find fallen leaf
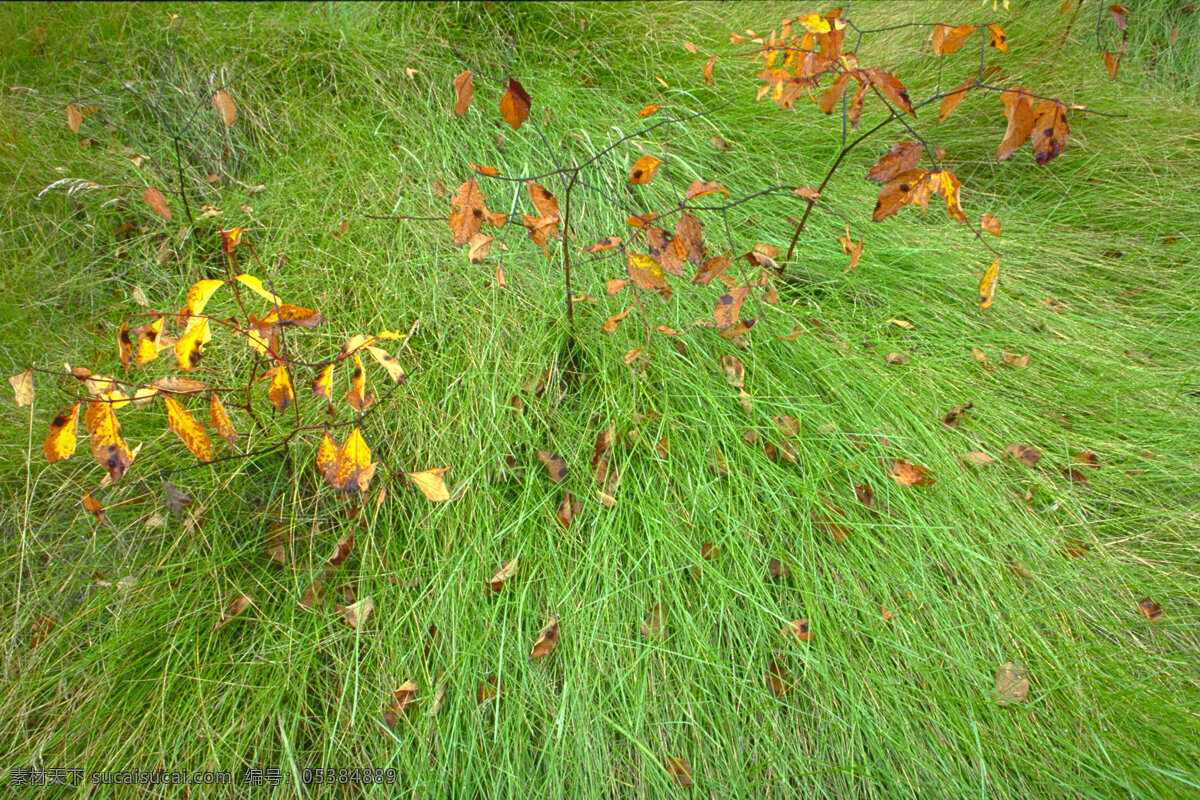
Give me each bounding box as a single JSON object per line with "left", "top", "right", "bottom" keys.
{"left": 766, "top": 656, "right": 788, "bottom": 698}
{"left": 214, "top": 595, "right": 252, "bottom": 630}
{"left": 766, "top": 557, "right": 791, "bottom": 582}
{"left": 342, "top": 597, "right": 373, "bottom": 630}
{"left": 488, "top": 559, "right": 517, "bottom": 593}
{"left": 82, "top": 490, "right": 104, "bottom": 523}
{"left": 538, "top": 450, "right": 567, "bottom": 482}
{"left": 143, "top": 186, "right": 171, "bottom": 219}
{"left": 638, "top": 104, "right": 660, "bottom": 118}
{"left": 212, "top": 89, "right": 237, "bottom": 127}
{"left": 530, "top": 617, "right": 559, "bottom": 659}
{"left": 1001, "top": 350, "right": 1029, "bottom": 368}
{"left": 981, "top": 213, "right": 1001, "bottom": 236}
{"left": 668, "top": 757, "right": 694, "bottom": 788}
{"left": 713, "top": 286, "right": 749, "bottom": 328}
{"left": 703, "top": 54, "right": 716, "bottom": 85}
{"left": 970, "top": 348, "right": 990, "bottom": 368}
{"left": 602, "top": 305, "right": 634, "bottom": 333}
{"left": 640, "top": 602, "right": 666, "bottom": 638}
{"left": 1137, "top": 597, "right": 1163, "bottom": 622}
{"left": 781, "top": 619, "right": 812, "bottom": 642}
{"left": 885, "top": 352, "right": 910, "bottom": 365}
{"left": 886, "top": 459, "right": 935, "bottom": 486}
{"left": 1003, "top": 443, "right": 1043, "bottom": 468}
{"left": 993, "top": 663, "right": 1029, "bottom": 705}
{"left": 854, "top": 483, "right": 876, "bottom": 509}
{"left": 961, "top": 450, "right": 996, "bottom": 467}
{"left": 1062, "top": 538, "right": 1091, "bottom": 558}
{"left": 942, "top": 403, "right": 973, "bottom": 429}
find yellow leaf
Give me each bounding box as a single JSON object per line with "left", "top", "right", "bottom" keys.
{"left": 408, "top": 467, "right": 451, "bottom": 502}
{"left": 345, "top": 352, "right": 373, "bottom": 411}
{"left": 42, "top": 403, "right": 79, "bottom": 463}
{"left": 979, "top": 258, "right": 1000, "bottom": 309}
{"left": 628, "top": 155, "right": 662, "bottom": 185}
{"left": 335, "top": 427, "right": 376, "bottom": 492}
{"left": 235, "top": 274, "right": 283, "bottom": 305}
{"left": 131, "top": 386, "right": 159, "bottom": 409}
{"left": 316, "top": 431, "right": 339, "bottom": 487}
{"left": 796, "top": 12, "right": 833, "bottom": 33}
{"left": 365, "top": 345, "right": 405, "bottom": 384}
{"left": 132, "top": 317, "right": 164, "bottom": 367}
{"left": 208, "top": 392, "right": 237, "bottom": 445}
{"left": 267, "top": 365, "right": 294, "bottom": 412}
{"left": 312, "top": 364, "right": 334, "bottom": 401}
{"left": 175, "top": 317, "right": 209, "bottom": 370}
{"left": 85, "top": 400, "right": 133, "bottom": 483}
{"left": 164, "top": 395, "right": 213, "bottom": 462}
{"left": 187, "top": 279, "right": 225, "bottom": 316}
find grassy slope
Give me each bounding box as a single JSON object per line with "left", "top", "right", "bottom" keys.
{"left": 1, "top": 1, "right": 1198, "bottom": 797}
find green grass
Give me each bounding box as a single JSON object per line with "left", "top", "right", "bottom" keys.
{"left": 2, "top": 2, "right": 1199, "bottom": 797}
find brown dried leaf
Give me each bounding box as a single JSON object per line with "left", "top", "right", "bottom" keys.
{"left": 453, "top": 69, "right": 475, "bottom": 117}
{"left": 993, "top": 663, "right": 1029, "bottom": 705}
{"left": 499, "top": 78, "right": 531, "bottom": 130}
{"left": 530, "top": 617, "right": 559, "bottom": 659}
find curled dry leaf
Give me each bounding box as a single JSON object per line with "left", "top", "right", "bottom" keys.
{"left": 993, "top": 662, "right": 1029, "bottom": 705}
{"left": 488, "top": 559, "right": 517, "bottom": 593}
{"left": 1003, "top": 443, "right": 1042, "bottom": 468}
{"left": 1001, "top": 350, "right": 1029, "bottom": 368}
{"left": 602, "top": 305, "right": 634, "bottom": 334}
{"left": 1137, "top": 597, "right": 1163, "bottom": 622}
{"left": 555, "top": 492, "right": 582, "bottom": 528}
{"left": 214, "top": 595, "right": 252, "bottom": 630}
{"left": 782, "top": 619, "right": 812, "bottom": 642}
{"left": 997, "top": 88, "right": 1035, "bottom": 162}
{"left": 530, "top": 617, "right": 559, "bottom": 659}
{"left": 692, "top": 255, "right": 731, "bottom": 286}
{"left": 668, "top": 757, "right": 694, "bottom": 788}
{"left": 383, "top": 680, "right": 419, "bottom": 729}
{"left": 342, "top": 597, "right": 373, "bottom": 630}
{"left": 82, "top": 490, "right": 104, "bottom": 524}
{"left": 537, "top": 450, "right": 567, "bottom": 482}
{"left": 942, "top": 403, "right": 973, "bottom": 429}
{"left": 886, "top": 458, "right": 935, "bottom": 486}
{"left": 702, "top": 54, "right": 716, "bottom": 85}
{"left": 640, "top": 602, "right": 666, "bottom": 638}
{"left": 981, "top": 213, "right": 1001, "bottom": 236}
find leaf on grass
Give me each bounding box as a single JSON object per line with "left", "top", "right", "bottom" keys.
{"left": 766, "top": 656, "right": 788, "bottom": 698}
{"left": 342, "top": 597, "right": 373, "bottom": 630}
{"left": 685, "top": 180, "right": 728, "bottom": 201}
{"left": 638, "top": 104, "right": 660, "bottom": 118}
{"left": 408, "top": 467, "right": 451, "bottom": 502}
{"left": 628, "top": 155, "right": 662, "bottom": 185}
{"left": 85, "top": 400, "right": 132, "bottom": 483}
{"left": 214, "top": 595, "right": 252, "bottom": 630}
{"left": 838, "top": 223, "right": 863, "bottom": 273}
{"left": 979, "top": 258, "right": 1000, "bottom": 309}
{"left": 886, "top": 459, "right": 934, "bottom": 486}
{"left": 453, "top": 70, "right": 474, "bottom": 117}
{"left": 43, "top": 403, "right": 80, "bottom": 463}
{"left": 993, "top": 663, "right": 1029, "bottom": 705}
{"left": 187, "top": 279, "right": 225, "bottom": 316}
{"left": 499, "top": 78, "right": 531, "bottom": 130}
{"left": 781, "top": 619, "right": 812, "bottom": 642}
{"left": 885, "top": 352, "right": 910, "bottom": 365}
{"left": 9, "top": 369, "right": 33, "bottom": 407}
{"left": 555, "top": 491, "right": 582, "bottom": 528}
{"left": 703, "top": 55, "right": 716, "bottom": 85}
{"left": 692, "top": 255, "right": 731, "bottom": 285}
{"left": 718, "top": 353, "right": 744, "bottom": 389}
{"left": 212, "top": 89, "right": 237, "bottom": 127}
{"left": 668, "top": 757, "right": 694, "bottom": 788}
{"left": 601, "top": 305, "right": 634, "bottom": 334}
{"left": 448, "top": 177, "right": 505, "bottom": 246}
{"left": 1137, "top": 597, "right": 1163, "bottom": 622}
{"left": 640, "top": 602, "right": 666, "bottom": 638}
{"left": 1003, "top": 443, "right": 1042, "bottom": 468}
{"left": 1001, "top": 349, "right": 1029, "bottom": 368}
{"left": 326, "top": 533, "right": 354, "bottom": 571}
{"left": 1103, "top": 51, "right": 1120, "bottom": 81}
{"left": 942, "top": 403, "right": 973, "bottom": 429}
{"left": 538, "top": 450, "right": 567, "bottom": 482}
{"left": 384, "top": 680, "right": 419, "bottom": 729}
{"left": 164, "top": 395, "right": 213, "bottom": 462}
{"left": 981, "top": 213, "right": 1001, "bottom": 236}
{"left": 143, "top": 187, "right": 171, "bottom": 220}
{"left": 530, "top": 617, "right": 559, "bottom": 659}
{"left": 488, "top": 559, "right": 517, "bottom": 593}
{"left": 66, "top": 103, "right": 84, "bottom": 133}
{"left": 82, "top": 490, "right": 104, "bottom": 524}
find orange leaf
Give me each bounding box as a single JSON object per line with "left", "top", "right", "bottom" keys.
{"left": 212, "top": 89, "right": 237, "bottom": 127}
{"left": 312, "top": 364, "right": 334, "bottom": 401}
{"left": 628, "top": 155, "right": 662, "bottom": 185}
{"left": 530, "top": 617, "right": 559, "bottom": 659}
{"left": 713, "top": 286, "right": 749, "bottom": 329}
{"left": 987, "top": 24, "right": 1008, "bottom": 53}
{"left": 997, "top": 87, "right": 1034, "bottom": 162}
{"left": 979, "top": 258, "right": 1000, "bottom": 309}
{"left": 499, "top": 78, "right": 531, "bottom": 130}
{"left": 267, "top": 365, "right": 294, "bottom": 413}
{"left": 143, "top": 187, "right": 171, "bottom": 220}
{"left": 638, "top": 104, "right": 660, "bottom": 118}
{"left": 702, "top": 55, "right": 716, "bottom": 85}
{"left": 931, "top": 23, "right": 977, "bottom": 56}
{"left": 886, "top": 458, "right": 935, "bottom": 486}
{"left": 866, "top": 141, "right": 923, "bottom": 184}
{"left": 43, "top": 403, "right": 80, "bottom": 464}
{"left": 345, "top": 353, "right": 373, "bottom": 411}
{"left": 692, "top": 255, "right": 731, "bottom": 286}
{"left": 981, "top": 213, "right": 1001, "bottom": 236}
{"left": 939, "top": 76, "right": 975, "bottom": 124}
{"left": 668, "top": 757, "right": 694, "bottom": 788}
{"left": 453, "top": 69, "right": 474, "bottom": 117}
{"left": 866, "top": 69, "right": 915, "bottom": 117}
{"left": 684, "top": 180, "right": 728, "bottom": 201}
{"left": 601, "top": 305, "right": 634, "bottom": 334}
{"left": 581, "top": 236, "right": 621, "bottom": 253}
{"left": 1031, "top": 100, "right": 1070, "bottom": 165}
